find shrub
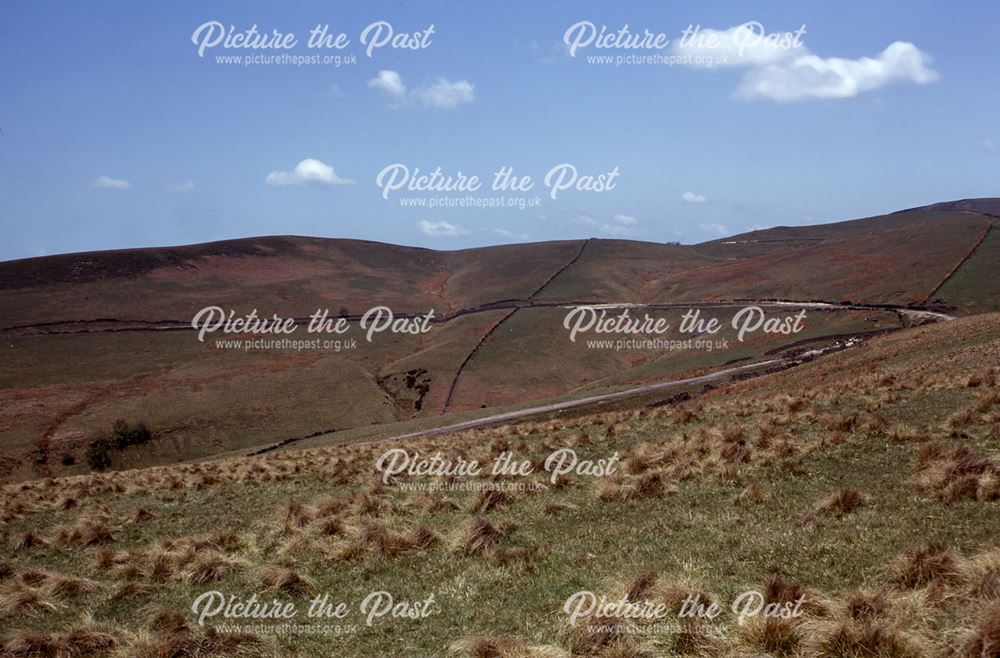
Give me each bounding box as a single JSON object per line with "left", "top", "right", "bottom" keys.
{"left": 85, "top": 439, "right": 112, "bottom": 472}
{"left": 86, "top": 420, "right": 152, "bottom": 471}
{"left": 110, "top": 419, "right": 151, "bottom": 450}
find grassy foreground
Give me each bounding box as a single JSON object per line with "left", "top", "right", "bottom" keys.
{"left": 1, "top": 313, "right": 998, "bottom": 657}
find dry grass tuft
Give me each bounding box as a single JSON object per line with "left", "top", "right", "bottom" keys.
{"left": 131, "top": 508, "right": 156, "bottom": 523}
{"left": 55, "top": 518, "right": 114, "bottom": 547}
{"left": 328, "top": 540, "right": 365, "bottom": 563}
{"left": 111, "top": 581, "right": 156, "bottom": 601}
{"left": 361, "top": 523, "right": 420, "bottom": 557}
{"left": 10, "top": 532, "right": 49, "bottom": 552}
{"left": 887, "top": 545, "right": 965, "bottom": 588}
{"left": 543, "top": 501, "right": 576, "bottom": 516}
{"left": 914, "top": 444, "right": 998, "bottom": 502}
{"left": 449, "top": 635, "right": 568, "bottom": 658}
{"left": 0, "top": 630, "right": 68, "bottom": 657}
{"left": 129, "top": 625, "right": 260, "bottom": 658}
{"left": 46, "top": 574, "right": 102, "bottom": 599}
{"left": 846, "top": 589, "right": 888, "bottom": 621}
{"left": 142, "top": 603, "right": 190, "bottom": 634}
{"left": 0, "top": 625, "right": 117, "bottom": 657}
{"left": 279, "top": 499, "right": 315, "bottom": 528}
{"left": 186, "top": 552, "right": 237, "bottom": 585}
{"left": 963, "top": 549, "right": 1000, "bottom": 600}
{"left": 19, "top": 570, "right": 47, "bottom": 587}
{"left": 764, "top": 576, "right": 809, "bottom": 606}
{"left": 597, "top": 472, "right": 674, "bottom": 501}
{"left": 672, "top": 618, "right": 719, "bottom": 655}
{"left": 0, "top": 582, "right": 60, "bottom": 617}
{"left": 55, "top": 496, "right": 78, "bottom": 511}
{"left": 806, "top": 619, "right": 927, "bottom": 658}
{"left": 720, "top": 439, "right": 752, "bottom": 464}
{"left": 958, "top": 603, "right": 1000, "bottom": 657}
{"left": 736, "top": 479, "right": 768, "bottom": 505}
{"left": 410, "top": 524, "right": 440, "bottom": 549}
{"left": 625, "top": 443, "right": 674, "bottom": 474}
{"left": 470, "top": 489, "right": 511, "bottom": 515}
{"left": 561, "top": 616, "right": 637, "bottom": 656}
{"left": 817, "top": 489, "right": 869, "bottom": 517}
{"left": 61, "top": 626, "right": 118, "bottom": 657}
{"left": 311, "top": 516, "right": 344, "bottom": 537}
{"left": 452, "top": 517, "right": 510, "bottom": 556}
{"left": 259, "top": 565, "right": 315, "bottom": 596}
{"left": 735, "top": 617, "right": 801, "bottom": 656}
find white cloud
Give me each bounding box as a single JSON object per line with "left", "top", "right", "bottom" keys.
{"left": 981, "top": 138, "right": 999, "bottom": 154}
{"left": 168, "top": 180, "right": 195, "bottom": 192}
{"left": 370, "top": 70, "right": 474, "bottom": 109}
{"left": 94, "top": 176, "right": 130, "bottom": 190}
{"left": 492, "top": 227, "right": 529, "bottom": 240}
{"left": 326, "top": 84, "right": 345, "bottom": 99}
{"left": 673, "top": 24, "right": 800, "bottom": 68}
{"left": 682, "top": 191, "right": 707, "bottom": 204}
{"left": 418, "top": 220, "right": 470, "bottom": 237}
{"left": 672, "top": 23, "right": 937, "bottom": 103}
{"left": 515, "top": 38, "right": 571, "bottom": 64}
{"left": 368, "top": 70, "right": 407, "bottom": 103}
{"left": 599, "top": 224, "right": 639, "bottom": 237}
{"left": 265, "top": 159, "right": 354, "bottom": 187}
{"left": 414, "top": 78, "right": 475, "bottom": 109}
{"left": 699, "top": 223, "right": 730, "bottom": 237}
{"left": 574, "top": 214, "right": 639, "bottom": 237}
{"left": 735, "top": 41, "right": 939, "bottom": 103}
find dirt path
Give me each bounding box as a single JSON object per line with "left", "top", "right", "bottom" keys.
{"left": 248, "top": 355, "right": 791, "bottom": 456}
{"left": 364, "top": 357, "right": 787, "bottom": 448}
{"left": 1, "top": 296, "right": 953, "bottom": 338}
{"left": 244, "top": 299, "right": 955, "bottom": 455}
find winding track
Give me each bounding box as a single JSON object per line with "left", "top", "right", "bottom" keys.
{"left": 250, "top": 357, "right": 792, "bottom": 456}
{"left": 365, "top": 357, "right": 790, "bottom": 448}
{"left": 244, "top": 300, "right": 955, "bottom": 455}
{"left": 1, "top": 218, "right": 985, "bottom": 469}
{"left": 0, "top": 298, "right": 954, "bottom": 338}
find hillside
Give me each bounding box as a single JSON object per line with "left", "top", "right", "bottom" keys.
{"left": 0, "top": 201, "right": 997, "bottom": 483}
{"left": 0, "top": 310, "right": 997, "bottom": 657}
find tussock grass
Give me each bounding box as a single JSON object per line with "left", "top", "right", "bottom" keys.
{"left": 0, "top": 313, "right": 997, "bottom": 656}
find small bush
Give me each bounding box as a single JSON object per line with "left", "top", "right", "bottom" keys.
{"left": 85, "top": 439, "right": 112, "bottom": 472}
{"left": 110, "top": 419, "right": 151, "bottom": 450}
{"left": 85, "top": 420, "right": 152, "bottom": 471}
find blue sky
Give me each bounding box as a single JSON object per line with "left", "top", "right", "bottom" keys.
{"left": 1, "top": 0, "right": 998, "bottom": 261}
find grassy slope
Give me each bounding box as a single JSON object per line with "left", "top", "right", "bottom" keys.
{"left": 0, "top": 206, "right": 992, "bottom": 483}
{"left": 933, "top": 222, "right": 1000, "bottom": 314}
{"left": 1, "top": 313, "right": 997, "bottom": 657}
{"left": 445, "top": 307, "right": 901, "bottom": 412}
